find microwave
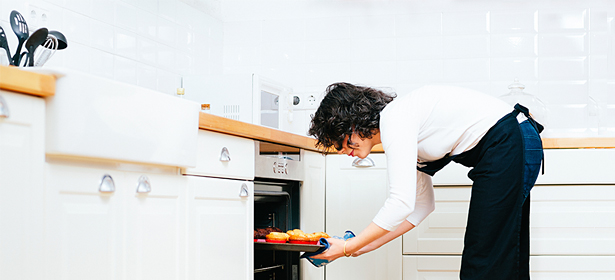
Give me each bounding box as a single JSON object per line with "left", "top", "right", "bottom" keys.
{"left": 183, "top": 73, "right": 297, "bottom": 131}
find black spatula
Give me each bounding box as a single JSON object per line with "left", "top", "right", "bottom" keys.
{"left": 9, "top": 10, "right": 29, "bottom": 66}
{"left": 23, "top": 28, "right": 48, "bottom": 67}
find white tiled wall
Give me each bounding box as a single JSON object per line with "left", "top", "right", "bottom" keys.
{"left": 1, "top": 0, "right": 614, "bottom": 137}
{"left": 0, "top": 0, "right": 224, "bottom": 95}
{"left": 221, "top": 0, "right": 615, "bottom": 138}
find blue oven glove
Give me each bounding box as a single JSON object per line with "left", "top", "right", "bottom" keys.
{"left": 300, "top": 230, "right": 355, "bottom": 267}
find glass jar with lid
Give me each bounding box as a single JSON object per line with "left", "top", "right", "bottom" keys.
{"left": 499, "top": 78, "right": 548, "bottom": 127}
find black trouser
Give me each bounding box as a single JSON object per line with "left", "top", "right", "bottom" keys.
{"left": 451, "top": 110, "right": 542, "bottom": 280}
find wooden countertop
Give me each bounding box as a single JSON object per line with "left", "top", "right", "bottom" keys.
{"left": 199, "top": 112, "right": 615, "bottom": 151}
{"left": 199, "top": 112, "right": 321, "bottom": 152}
{"left": 0, "top": 65, "right": 55, "bottom": 97}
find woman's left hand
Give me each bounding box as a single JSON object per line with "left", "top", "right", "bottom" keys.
{"left": 309, "top": 238, "right": 346, "bottom": 261}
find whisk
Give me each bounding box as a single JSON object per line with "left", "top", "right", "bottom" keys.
{"left": 33, "top": 34, "right": 58, "bottom": 67}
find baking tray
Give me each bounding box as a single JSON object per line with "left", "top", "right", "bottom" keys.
{"left": 254, "top": 241, "right": 325, "bottom": 252}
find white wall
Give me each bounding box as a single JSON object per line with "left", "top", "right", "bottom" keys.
{"left": 0, "top": 0, "right": 224, "bottom": 96}
{"left": 221, "top": 0, "right": 615, "bottom": 138}
{"left": 2, "top": 0, "right": 614, "bottom": 137}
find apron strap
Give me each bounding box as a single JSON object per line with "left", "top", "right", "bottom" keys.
{"left": 514, "top": 103, "right": 544, "bottom": 133}
{"left": 513, "top": 103, "right": 545, "bottom": 175}
{"left": 417, "top": 155, "right": 457, "bottom": 176}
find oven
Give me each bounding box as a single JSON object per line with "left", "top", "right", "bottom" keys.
{"left": 253, "top": 141, "right": 306, "bottom": 280}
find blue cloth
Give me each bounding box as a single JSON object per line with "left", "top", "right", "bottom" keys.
{"left": 300, "top": 231, "right": 355, "bottom": 267}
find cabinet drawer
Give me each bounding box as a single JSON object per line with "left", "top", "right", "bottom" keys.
{"left": 433, "top": 150, "right": 615, "bottom": 186}
{"left": 124, "top": 172, "right": 182, "bottom": 197}
{"left": 403, "top": 185, "right": 615, "bottom": 255}
{"left": 530, "top": 184, "right": 615, "bottom": 255}
{"left": 182, "top": 130, "right": 254, "bottom": 180}
{"left": 45, "top": 161, "right": 183, "bottom": 197}
{"left": 402, "top": 187, "right": 470, "bottom": 255}
{"left": 402, "top": 256, "right": 615, "bottom": 279}
{"left": 0, "top": 90, "right": 45, "bottom": 125}
{"left": 190, "top": 176, "right": 252, "bottom": 200}
{"left": 46, "top": 162, "right": 123, "bottom": 195}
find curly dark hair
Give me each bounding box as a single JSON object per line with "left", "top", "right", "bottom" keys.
{"left": 308, "top": 82, "right": 396, "bottom": 153}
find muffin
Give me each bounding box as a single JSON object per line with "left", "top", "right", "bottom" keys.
{"left": 266, "top": 232, "right": 289, "bottom": 243}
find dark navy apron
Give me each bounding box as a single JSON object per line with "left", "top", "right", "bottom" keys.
{"left": 417, "top": 103, "right": 544, "bottom": 280}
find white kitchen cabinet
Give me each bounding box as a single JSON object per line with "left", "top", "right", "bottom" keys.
{"left": 529, "top": 184, "right": 615, "bottom": 255}
{"left": 401, "top": 149, "right": 615, "bottom": 279}
{"left": 44, "top": 161, "right": 123, "bottom": 280}
{"left": 186, "top": 175, "right": 253, "bottom": 280}
{"left": 403, "top": 149, "right": 615, "bottom": 256}
{"left": 124, "top": 171, "right": 187, "bottom": 280}
{"left": 182, "top": 130, "right": 255, "bottom": 180}
{"left": 300, "top": 150, "right": 326, "bottom": 280}
{"left": 402, "top": 186, "right": 470, "bottom": 254}
{"left": 402, "top": 255, "right": 615, "bottom": 279}
{"left": 325, "top": 154, "right": 402, "bottom": 280}
{"left": 44, "top": 160, "right": 186, "bottom": 280}
{"left": 0, "top": 90, "right": 45, "bottom": 280}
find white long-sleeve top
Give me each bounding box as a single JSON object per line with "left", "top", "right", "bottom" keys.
{"left": 372, "top": 85, "right": 513, "bottom": 231}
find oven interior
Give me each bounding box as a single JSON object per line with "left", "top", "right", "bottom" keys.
{"left": 254, "top": 178, "right": 301, "bottom": 280}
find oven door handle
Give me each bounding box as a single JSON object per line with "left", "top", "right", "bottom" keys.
{"left": 352, "top": 157, "right": 375, "bottom": 168}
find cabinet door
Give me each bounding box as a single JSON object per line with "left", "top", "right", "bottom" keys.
{"left": 124, "top": 171, "right": 187, "bottom": 280}
{"left": 300, "top": 151, "right": 326, "bottom": 280}
{"left": 325, "top": 154, "right": 401, "bottom": 280}
{"left": 186, "top": 176, "right": 253, "bottom": 280}
{"left": 0, "top": 91, "right": 45, "bottom": 280}
{"left": 402, "top": 186, "right": 471, "bottom": 254}
{"left": 44, "top": 162, "right": 123, "bottom": 280}
{"left": 530, "top": 184, "right": 615, "bottom": 255}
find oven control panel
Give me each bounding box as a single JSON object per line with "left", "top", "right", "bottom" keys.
{"left": 255, "top": 141, "right": 305, "bottom": 181}
{"left": 273, "top": 161, "right": 288, "bottom": 175}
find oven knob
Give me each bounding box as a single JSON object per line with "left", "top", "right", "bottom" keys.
{"left": 273, "top": 162, "right": 277, "bottom": 173}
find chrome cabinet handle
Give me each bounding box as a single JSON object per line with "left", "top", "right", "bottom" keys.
{"left": 239, "top": 183, "right": 249, "bottom": 197}
{"left": 136, "top": 175, "right": 151, "bottom": 193}
{"left": 0, "top": 94, "right": 9, "bottom": 119}
{"left": 352, "top": 157, "right": 375, "bottom": 168}
{"left": 220, "top": 147, "right": 231, "bottom": 162}
{"left": 99, "top": 174, "right": 115, "bottom": 193}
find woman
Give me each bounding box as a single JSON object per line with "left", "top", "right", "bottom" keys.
{"left": 308, "top": 83, "right": 543, "bottom": 280}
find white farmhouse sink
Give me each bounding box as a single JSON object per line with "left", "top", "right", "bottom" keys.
{"left": 44, "top": 68, "right": 200, "bottom": 168}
